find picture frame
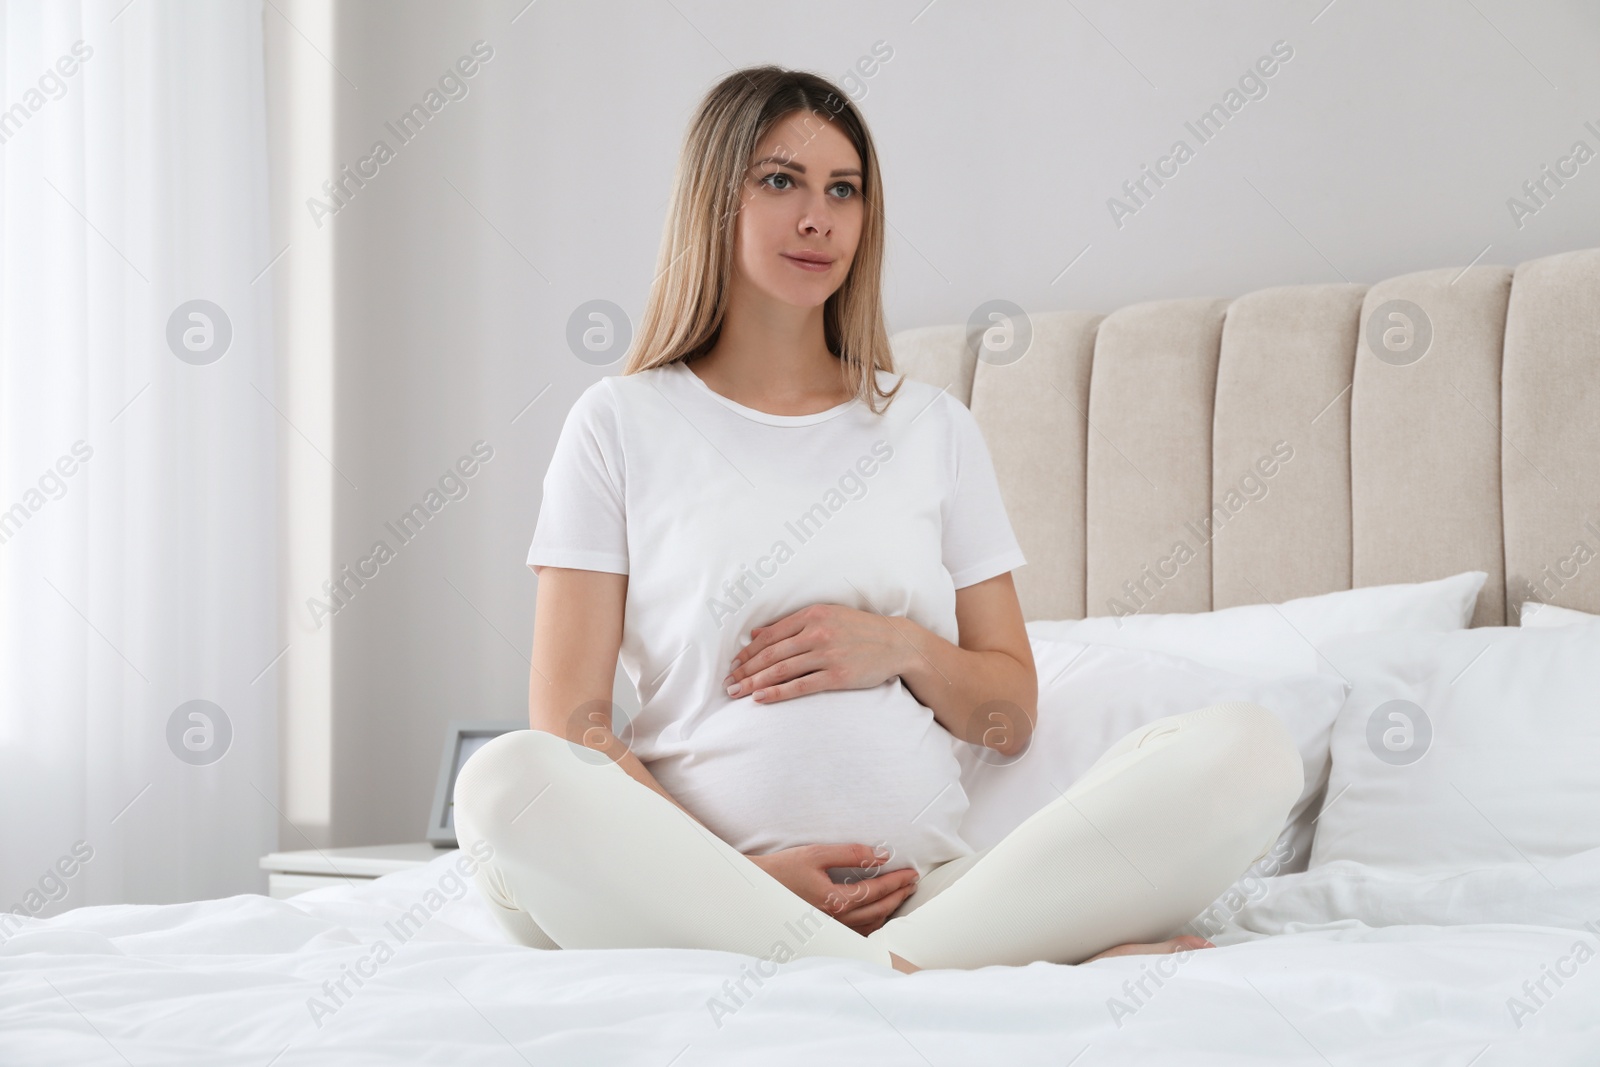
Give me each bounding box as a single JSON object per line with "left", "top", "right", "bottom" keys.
{"left": 426, "top": 719, "right": 525, "bottom": 848}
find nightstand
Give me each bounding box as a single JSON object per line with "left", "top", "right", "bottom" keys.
{"left": 260, "top": 842, "right": 445, "bottom": 899}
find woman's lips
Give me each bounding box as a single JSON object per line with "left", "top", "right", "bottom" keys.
{"left": 782, "top": 253, "right": 833, "bottom": 272}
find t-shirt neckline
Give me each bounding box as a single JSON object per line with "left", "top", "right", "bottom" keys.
{"left": 672, "top": 360, "right": 862, "bottom": 426}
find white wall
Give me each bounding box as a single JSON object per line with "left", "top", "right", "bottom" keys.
{"left": 279, "top": 0, "right": 1600, "bottom": 846}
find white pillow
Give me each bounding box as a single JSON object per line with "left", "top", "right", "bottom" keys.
{"left": 1025, "top": 571, "right": 1486, "bottom": 679}
{"left": 1308, "top": 625, "right": 1600, "bottom": 873}
{"left": 955, "top": 639, "right": 1348, "bottom": 874}
{"left": 1518, "top": 600, "right": 1599, "bottom": 628}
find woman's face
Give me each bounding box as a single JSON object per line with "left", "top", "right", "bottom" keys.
{"left": 731, "top": 109, "right": 864, "bottom": 310}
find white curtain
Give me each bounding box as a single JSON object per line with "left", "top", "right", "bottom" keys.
{"left": 0, "top": 0, "right": 278, "bottom": 911}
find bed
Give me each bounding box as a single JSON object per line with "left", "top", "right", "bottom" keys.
{"left": 4, "top": 845, "right": 1597, "bottom": 1063}
{"left": 5, "top": 246, "right": 1598, "bottom": 1064}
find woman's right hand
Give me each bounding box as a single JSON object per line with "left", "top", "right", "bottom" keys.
{"left": 747, "top": 844, "right": 919, "bottom": 936}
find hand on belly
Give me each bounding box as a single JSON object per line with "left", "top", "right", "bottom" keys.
{"left": 724, "top": 603, "right": 908, "bottom": 705}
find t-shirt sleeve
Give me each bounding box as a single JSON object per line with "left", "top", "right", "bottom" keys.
{"left": 941, "top": 394, "right": 1027, "bottom": 590}
{"left": 526, "top": 381, "right": 629, "bottom": 577}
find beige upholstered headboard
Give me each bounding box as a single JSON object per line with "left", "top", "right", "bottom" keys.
{"left": 890, "top": 247, "right": 1600, "bottom": 628}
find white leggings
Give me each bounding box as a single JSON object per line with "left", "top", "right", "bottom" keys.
{"left": 451, "top": 701, "right": 1303, "bottom": 970}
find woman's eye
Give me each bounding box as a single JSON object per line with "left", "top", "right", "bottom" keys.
{"left": 759, "top": 173, "right": 857, "bottom": 199}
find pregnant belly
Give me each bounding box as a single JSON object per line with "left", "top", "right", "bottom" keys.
{"left": 647, "top": 679, "right": 975, "bottom": 877}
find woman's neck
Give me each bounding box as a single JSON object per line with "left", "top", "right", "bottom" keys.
{"left": 694, "top": 303, "right": 857, "bottom": 415}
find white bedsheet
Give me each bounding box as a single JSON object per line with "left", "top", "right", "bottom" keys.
{"left": 3, "top": 849, "right": 1598, "bottom": 1065}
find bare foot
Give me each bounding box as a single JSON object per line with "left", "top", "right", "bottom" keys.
{"left": 1084, "top": 935, "right": 1214, "bottom": 962}
{"left": 889, "top": 951, "right": 921, "bottom": 974}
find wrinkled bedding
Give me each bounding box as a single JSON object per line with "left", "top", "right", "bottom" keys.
{"left": 3, "top": 848, "right": 1597, "bottom": 1064}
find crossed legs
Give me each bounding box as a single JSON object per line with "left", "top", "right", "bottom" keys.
{"left": 452, "top": 701, "right": 1303, "bottom": 971}
{"left": 452, "top": 724, "right": 890, "bottom": 966}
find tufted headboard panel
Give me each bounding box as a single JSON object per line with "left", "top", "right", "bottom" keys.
{"left": 889, "top": 247, "right": 1600, "bottom": 627}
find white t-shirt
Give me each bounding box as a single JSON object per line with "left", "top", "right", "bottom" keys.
{"left": 527, "top": 359, "right": 1027, "bottom": 878}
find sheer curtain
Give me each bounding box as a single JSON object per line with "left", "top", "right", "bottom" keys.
{"left": 0, "top": 0, "right": 278, "bottom": 911}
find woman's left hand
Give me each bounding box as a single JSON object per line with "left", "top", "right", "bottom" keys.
{"left": 723, "top": 604, "right": 908, "bottom": 703}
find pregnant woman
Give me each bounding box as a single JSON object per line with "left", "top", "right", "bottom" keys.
{"left": 453, "top": 65, "right": 1303, "bottom": 974}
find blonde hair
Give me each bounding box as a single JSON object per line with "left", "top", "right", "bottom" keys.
{"left": 622, "top": 65, "right": 903, "bottom": 415}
